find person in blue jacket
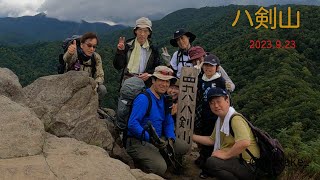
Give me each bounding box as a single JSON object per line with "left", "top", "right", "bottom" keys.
{"left": 126, "top": 66, "right": 189, "bottom": 176}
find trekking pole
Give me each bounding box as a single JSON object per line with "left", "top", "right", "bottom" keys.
{"left": 144, "top": 121, "right": 183, "bottom": 171}
{"left": 97, "top": 108, "right": 116, "bottom": 122}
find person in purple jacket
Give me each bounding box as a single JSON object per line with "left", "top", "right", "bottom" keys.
{"left": 126, "top": 66, "right": 188, "bottom": 176}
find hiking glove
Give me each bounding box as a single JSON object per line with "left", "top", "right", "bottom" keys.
{"left": 151, "top": 138, "right": 167, "bottom": 150}
{"left": 168, "top": 138, "right": 175, "bottom": 148}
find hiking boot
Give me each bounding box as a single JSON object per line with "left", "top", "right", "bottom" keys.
{"left": 199, "top": 171, "right": 209, "bottom": 179}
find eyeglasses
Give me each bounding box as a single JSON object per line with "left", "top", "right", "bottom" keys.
{"left": 136, "top": 28, "right": 150, "bottom": 34}
{"left": 85, "top": 42, "right": 97, "bottom": 49}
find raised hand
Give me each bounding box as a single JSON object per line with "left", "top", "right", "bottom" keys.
{"left": 161, "top": 47, "right": 171, "bottom": 65}
{"left": 67, "top": 40, "right": 77, "bottom": 55}
{"left": 138, "top": 73, "right": 151, "bottom": 81}
{"left": 117, "top": 37, "right": 126, "bottom": 50}
{"left": 161, "top": 47, "right": 169, "bottom": 57}
{"left": 226, "top": 82, "right": 232, "bottom": 91}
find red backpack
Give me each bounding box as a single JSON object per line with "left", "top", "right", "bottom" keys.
{"left": 229, "top": 113, "right": 285, "bottom": 177}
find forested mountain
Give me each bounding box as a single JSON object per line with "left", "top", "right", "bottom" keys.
{"left": 0, "top": 5, "right": 319, "bottom": 178}
{"left": 0, "top": 13, "right": 126, "bottom": 45}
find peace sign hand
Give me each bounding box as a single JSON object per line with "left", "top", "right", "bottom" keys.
{"left": 161, "top": 47, "right": 171, "bottom": 65}
{"left": 117, "top": 37, "right": 126, "bottom": 50}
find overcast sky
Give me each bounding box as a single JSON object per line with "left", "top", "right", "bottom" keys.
{"left": 0, "top": 0, "right": 319, "bottom": 25}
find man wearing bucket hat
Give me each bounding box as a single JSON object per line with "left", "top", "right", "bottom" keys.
{"left": 188, "top": 46, "right": 235, "bottom": 92}
{"left": 126, "top": 66, "right": 189, "bottom": 176}
{"left": 169, "top": 28, "right": 196, "bottom": 78}
{"left": 113, "top": 17, "right": 162, "bottom": 87}
{"left": 192, "top": 87, "right": 260, "bottom": 179}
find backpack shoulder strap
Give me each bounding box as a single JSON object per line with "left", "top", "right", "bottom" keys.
{"left": 140, "top": 91, "right": 152, "bottom": 117}
{"left": 229, "top": 113, "right": 257, "bottom": 160}
{"left": 229, "top": 113, "right": 246, "bottom": 137}
{"left": 91, "top": 53, "right": 96, "bottom": 77}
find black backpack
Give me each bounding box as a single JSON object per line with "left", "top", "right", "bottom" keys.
{"left": 57, "top": 35, "right": 96, "bottom": 77}
{"left": 229, "top": 113, "right": 285, "bottom": 177}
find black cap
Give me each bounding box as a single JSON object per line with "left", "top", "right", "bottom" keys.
{"left": 207, "top": 87, "right": 228, "bottom": 101}
{"left": 204, "top": 54, "right": 220, "bottom": 66}
{"left": 170, "top": 29, "right": 196, "bottom": 47}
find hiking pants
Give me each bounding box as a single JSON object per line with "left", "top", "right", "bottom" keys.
{"left": 126, "top": 137, "right": 189, "bottom": 176}
{"left": 197, "top": 117, "right": 216, "bottom": 164}
{"left": 203, "top": 157, "right": 256, "bottom": 180}
{"left": 97, "top": 84, "right": 107, "bottom": 106}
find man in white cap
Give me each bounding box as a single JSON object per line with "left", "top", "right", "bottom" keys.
{"left": 126, "top": 66, "right": 189, "bottom": 176}
{"left": 113, "top": 17, "right": 162, "bottom": 87}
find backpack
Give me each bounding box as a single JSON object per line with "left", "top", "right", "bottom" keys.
{"left": 115, "top": 77, "right": 172, "bottom": 147}
{"left": 57, "top": 35, "right": 96, "bottom": 77}
{"left": 115, "top": 77, "right": 152, "bottom": 131}
{"left": 229, "top": 113, "right": 285, "bottom": 177}
{"left": 115, "top": 77, "right": 152, "bottom": 147}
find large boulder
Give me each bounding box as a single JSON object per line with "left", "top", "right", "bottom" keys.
{"left": 23, "top": 71, "right": 114, "bottom": 151}
{"left": 0, "top": 133, "right": 163, "bottom": 180}
{"left": 43, "top": 133, "right": 139, "bottom": 180}
{"left": 130, "top": 169, "right": 164, "bottom": 180}
{"left": 0, "top": 95, "right": 45, "bottom": 159}
{"left": 0, "top": 68, "right": 26, "bottom": 104}
{"left": 0, "top": 155, "right": 57, "bottom": 180}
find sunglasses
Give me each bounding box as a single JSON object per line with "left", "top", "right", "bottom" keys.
{"left": 85, "top": 42, "right": 97, "bottom": 49}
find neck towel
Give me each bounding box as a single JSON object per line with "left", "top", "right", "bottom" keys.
{"left": 213, "top": 107, "right": 236, "bottom": 151}
{"left": 127, "top": 38, "right": 150, "bottom": 73}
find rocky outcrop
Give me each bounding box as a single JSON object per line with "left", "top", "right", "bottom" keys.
{"left": 0, "top": 133, "right": 163, "bottom": 180}
{"left": 23, "top": 71, "right": 114, "bottom": 152}
{"left": 0, "top": 68, "right": 163, "bottom": 180}
{"left": 0, "top": 95, "right": 45, "bottom": 159}
{"left": 42, "top": 133, "right": 138, "bottom": 180}
{"left": 0, "top": 68, "right": 26, "bottom": 104}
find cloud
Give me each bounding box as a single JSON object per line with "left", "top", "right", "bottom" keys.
{"left": 0, "top": 0, "right": 45, "bottom": 17}
{"left": 37, "top": 0, "right": 320, "bottom": 25}
{"left": 1, "top": 0, "right": 319, "bottom": 25}
{"left": 38, "top": 0, "right": 204, "bottom": 25}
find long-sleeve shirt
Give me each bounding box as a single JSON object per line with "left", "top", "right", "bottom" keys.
{"left": 127, "top": 89, "right": 175, "bottom": 141}
{"left": 63, "top": 51, "right": 104, "bottom": 84}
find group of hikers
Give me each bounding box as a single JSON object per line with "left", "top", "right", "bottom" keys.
{"left": 62, "top": 17, "right": 262, "bottom": 180}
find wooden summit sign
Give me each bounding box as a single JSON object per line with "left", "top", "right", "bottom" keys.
{"left": 176, "top": 67, "right": 198, "bottom": 148}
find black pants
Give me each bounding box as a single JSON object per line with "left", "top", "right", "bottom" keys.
{"left": 198, "top": 117, "right": 216, "bottom": 162}
{"left": 203, "top": 157, "right": 256, "bottom": 180}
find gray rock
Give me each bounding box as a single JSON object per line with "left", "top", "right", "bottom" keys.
{"left": 0, "top": 95, "right": 45, "bottom": 159}
{"left": 23, "top": 71, "right": 114, "bottom": 151}
{"left": 130, "top": 169, "right": 164, "bottom": 180}
{"left": 43, "top": 133, "right": 137, "bottom": 180}
{"left": 0, "top": 68, "right": 26, "bottom": 104}
{"left": 0, "top": 155, "right": 57, "bottom": 180}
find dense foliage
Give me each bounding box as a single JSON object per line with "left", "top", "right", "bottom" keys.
{"left": 0, "top": 5, "right": 319, "bottom": 178}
